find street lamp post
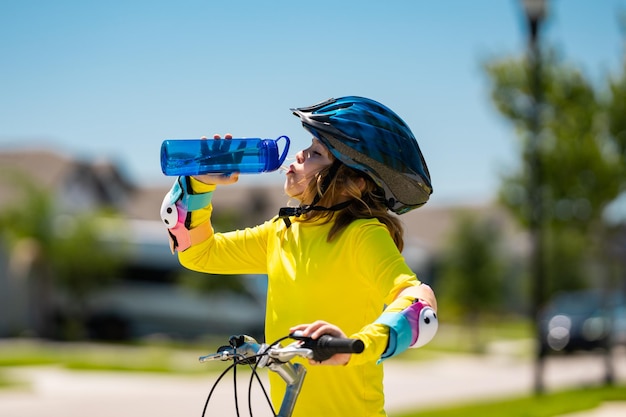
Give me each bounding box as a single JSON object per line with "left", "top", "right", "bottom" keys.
{"left": 521, "top": 0, "right": 547, "bottom": 395}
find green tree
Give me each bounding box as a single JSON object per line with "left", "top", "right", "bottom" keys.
{"left": 607, "top": 56, "right": 626, "bottom": 170}
{"left": 484, "top": 50, "right": 626, "bottom": 297}
{"left": 607, "top": 13, "right": 626, "bottom": 161}
{"left": 438, "top": 213, "right": 507, "bottom": 352}
{"left": 0, "top": 172, "right": 123, "bottom": 339}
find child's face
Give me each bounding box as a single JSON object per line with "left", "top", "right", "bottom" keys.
{"left": 284, "top": 138, "right": 333, "bottom": 200}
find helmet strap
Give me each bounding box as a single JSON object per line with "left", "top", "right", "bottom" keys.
{"left": 277, "top": 159, "right": 345, "bottom": 227}
{"left": 276, "top": 200, "right": 352, "bottom": 228}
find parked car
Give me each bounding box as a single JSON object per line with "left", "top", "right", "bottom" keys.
{"left": 84, "top": 279, "right": 266, "bottom": 341}
{"left": 50, "top": 271, "right": 268, "bottom": 342}
{"left": 539, "top": 289, "right": 626, "bottom": 354}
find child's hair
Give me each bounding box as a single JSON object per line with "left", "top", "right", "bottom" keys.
{"left": 300, "top": 162, "right": 405, "bottom": 251}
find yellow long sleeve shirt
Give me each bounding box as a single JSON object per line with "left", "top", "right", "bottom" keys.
{"left": 178, "top": 181, "right": 420, "bottom": 417}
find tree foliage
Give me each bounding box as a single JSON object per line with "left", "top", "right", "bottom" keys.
{"left": 483, "top": 46, "right": 626, "bottom": 297}
{"left": 437, "top": 213, "right": 509, "bottom": 352}
{"left": 438, "top": 214, "right": 506, "bottom": 318}
{"left": 0, "top": 171, "right": 124, "bottom": 339}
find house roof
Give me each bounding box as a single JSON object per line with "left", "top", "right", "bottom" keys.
{"left": 0, "top": 149, "right": 72, "bottom": 204}
{"left": 0, "top": 148, "right": 134, "bottom": 212}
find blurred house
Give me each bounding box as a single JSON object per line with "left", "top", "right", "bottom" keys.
{"left": 0, "top": 147, "right": 524, "bottom": 340}
{"left": 0, "top": 149, "right": 265, "bottom": 339}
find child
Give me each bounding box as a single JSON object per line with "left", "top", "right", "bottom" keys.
{"left": 161, "top": 96, "right": 437, "bottom": 417}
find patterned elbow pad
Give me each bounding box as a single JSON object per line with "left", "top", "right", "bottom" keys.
{"left": 375, "top": 300, "right": 438, "bottom": 362}
{"left": 160, "top": 176, "right": 213, "bottom": 253}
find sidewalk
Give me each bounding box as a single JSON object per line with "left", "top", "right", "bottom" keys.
{"left": 0, "top": 349, "right": 624, "bottom": 416}
{"left": 382, "top": 351, "right": 626, "bottom": 415}
{"left": 558, "top": 403, "right": 626, "bottom": 417}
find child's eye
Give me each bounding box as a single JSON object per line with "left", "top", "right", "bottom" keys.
{"left": 305, "top": 148, "right": 321, "bottom": 158}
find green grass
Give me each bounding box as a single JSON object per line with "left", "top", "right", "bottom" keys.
{"left": 0, "top": 373, "right": 14, "bottom": 388}
{"left": 0, "top": 317, "right": 533, "bottom": 370}
{"left": 1, "top": 322, "right": 522, "bottom": 371}
{"left": 400, "top": 319, "right": 534, "bottom": 360}
{"left": 0, "top": 338, "right": 221, "bottom": 374}
{"left": 397, "top": 385, "right": 626, "bottom": 417}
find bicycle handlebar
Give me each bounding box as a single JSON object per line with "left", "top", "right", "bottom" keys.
{"left": 198, "top": 333, "right": 364, "bottom": 417}
{"left": 289, "top": 331, "right": 365, "bottom": 362}
{"left": 199, "top": 332, "right": 364, "bottom": 364}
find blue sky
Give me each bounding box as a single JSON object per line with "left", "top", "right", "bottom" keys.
{"left": 1, "top": 0, "right": 625, "bottom": 206}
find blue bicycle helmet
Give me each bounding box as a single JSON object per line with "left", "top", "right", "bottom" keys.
{"left": 291, "top": 96, "right": 432, "bottom": 214}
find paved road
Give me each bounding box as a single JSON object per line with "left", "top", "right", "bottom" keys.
{"left": 0, "top": 348, "right": 624, "bottom": 417}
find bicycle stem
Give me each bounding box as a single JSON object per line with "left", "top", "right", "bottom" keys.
{"left": 269, "top": 361, "right": 306, "bottom": 417}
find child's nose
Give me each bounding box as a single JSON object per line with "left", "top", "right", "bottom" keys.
{"left": 295, "top": 150, "right": 305, "bottom": 163}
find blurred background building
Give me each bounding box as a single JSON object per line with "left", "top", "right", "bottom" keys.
{"left": 0, "top": 148, "right": 527, "bottom": 342}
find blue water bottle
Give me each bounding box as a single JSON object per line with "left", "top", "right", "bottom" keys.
{"left": 160, "top": 135, "right": 290, "bottom": 176}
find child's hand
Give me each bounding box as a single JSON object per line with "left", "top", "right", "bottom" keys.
{"left": 192, "top": 134, "right": 240, "bottom": 185}
{"left": 290, "top": 320, "right": 352, "bottom": 366}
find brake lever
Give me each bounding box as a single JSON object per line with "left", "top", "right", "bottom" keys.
{"left": 199, "top": 346, "right": 235, "bottom": 362}
{"left": 263, "top": 341, "right": 313, "bottom": 364}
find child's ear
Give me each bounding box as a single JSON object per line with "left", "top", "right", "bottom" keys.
{"left": 343, "top": 177, "right": 366, "bottom": 197}
{"left": 356, "top": 177, "right": 366, "bottom": 192}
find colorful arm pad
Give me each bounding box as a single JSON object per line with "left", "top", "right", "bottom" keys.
{"left": 375, "top": 299, "right": 438, "bottom": 362}
{"left": 160, "top": 176, "right": 214, "bottom": 253}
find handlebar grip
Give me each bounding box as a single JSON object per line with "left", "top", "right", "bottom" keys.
{"left": 291, "top": 333, "right": 365, "bottom": 362}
